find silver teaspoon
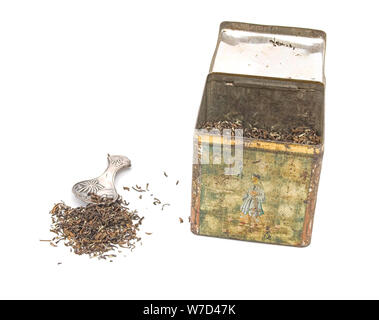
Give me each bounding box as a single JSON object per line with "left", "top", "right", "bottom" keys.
{"left": 72, "top": 154, "right": 131, "bottom": 204}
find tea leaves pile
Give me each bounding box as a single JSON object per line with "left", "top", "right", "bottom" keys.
{"left": 49, "top": 195, "right": 143, "bottom": 259}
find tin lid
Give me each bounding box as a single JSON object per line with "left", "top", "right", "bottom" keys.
{"left": 210, "top": 22, "right": 326, "bottom": 84}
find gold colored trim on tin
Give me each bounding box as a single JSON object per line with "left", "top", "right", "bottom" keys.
{"left": 197, "top": 134, "right": 322, "bottom": 155}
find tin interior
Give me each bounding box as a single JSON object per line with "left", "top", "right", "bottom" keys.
{"left": 210, "top": 22, "right": 326, "bottom": 83}
{"left": 196, "top": 22, "right": 325, "bottom": 144}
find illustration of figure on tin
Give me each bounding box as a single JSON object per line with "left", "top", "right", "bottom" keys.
{"left": 240, "top": 174, "right": 265, "bottom": 223}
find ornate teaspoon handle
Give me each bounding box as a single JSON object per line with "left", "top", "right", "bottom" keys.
{"left": 72, "top": 154, "right": 131, "bottom": 204}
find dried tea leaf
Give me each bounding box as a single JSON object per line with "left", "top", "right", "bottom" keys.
{"left": 199, "top": 120, "right": 321, "bottom": 145}
{"left": 132, "top": 186, "right": 146, "bottom": 192}
{"left": 153, "top": 198, "right": 161, "bottom": 205}
{"left": 48, "top": 195, "right": 143, "bottom": 260}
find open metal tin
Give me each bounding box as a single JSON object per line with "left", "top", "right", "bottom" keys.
{"left": 191, "top": 22, "right": 326, "bottom": 247}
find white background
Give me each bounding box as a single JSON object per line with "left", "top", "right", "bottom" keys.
{"left": 0, "top": 0, "right": 378, "bottom": 300}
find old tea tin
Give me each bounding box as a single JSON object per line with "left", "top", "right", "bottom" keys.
{"left": 191, "top": 22, "right": 326, "bottom": 247}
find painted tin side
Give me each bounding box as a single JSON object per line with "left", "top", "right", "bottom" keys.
{"left": 191, "top": 137, "right": 323, "bottom": 247}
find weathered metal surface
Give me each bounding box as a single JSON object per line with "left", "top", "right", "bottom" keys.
{"left": 191, "top": 22, "right": 326, "bottom": 247}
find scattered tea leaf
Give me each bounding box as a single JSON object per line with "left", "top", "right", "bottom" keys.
{"left": 132, "top": 186, "right": 146, "bottom": 192}
{"left": 153, "top": 198, "right": 161, "bottom": 205}
{"left": 161, "top": 203, "right": 170, "bottom": 210}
